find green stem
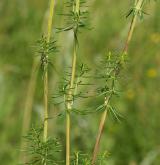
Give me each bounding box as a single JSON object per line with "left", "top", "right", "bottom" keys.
{"left": 92, "top": 0, "right": 144, "bottom": 164}
{"left": 66, "top": 0, "right": 80, "bottom": 164}
{"left": 123, "top": 0, "right": 144, "bottom": 53}
{"left": 20, "top": 58, "right": 39, "bottom": 163}
{"left": 66, "top": 111, "right": 71, "bottom": 165}
{"left": 92, "top": 103, "right": 108, "bottom": 165}
{"left": 43, "top": 70, "right": 48, "bottom": 142}
{"left": 47, "top": 0, "right": 55, "bottom": 43}
{"left": 66, "top": 35, "right": 78, "bottom": 165}
{"left": 43, "top": 0, "right": 55, "bottom": 142}
{"left": 92, "top": 96, "right": 111, "bottom": 165}
{"left": 123, "top": 14, "right": 137, "bottom": 53}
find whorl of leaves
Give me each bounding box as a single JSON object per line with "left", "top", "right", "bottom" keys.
{"left": 71, "top": 152, "right": 91, "bottom": 165}
{"left": 36, "top": 36, "right": 58, "bottom": 74}
{"left": 71, "top": 151, "right": 109, "bottom": 165}
{"left": 96, "top": 52, "right": 126, "bottom": 98}
{"left": 95, "top": 52, "right": 127, "bottom": 122}
{"left": 52, "top": 64, "right": 93, "bottom": 115}
{"left": 127, "top": 0, "right": 159, "bottom": 19}
{"left": 57, "top": 0, "right": 90, "bottom": 41}
{"left": 23, "top": 127, "right": 62, "bottom": 165}
{"left": 126, "top": 0, "right": 146, "bottom": 19}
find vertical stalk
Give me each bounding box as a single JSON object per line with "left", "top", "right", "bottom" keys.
{"left": 43, "top": 0, "right": 55, "bottom": 142}
{"left": 92, "top": 0, "right": 144, "bottom": 164}
{"left": 123, "top": 0, "right": 144, "bottom": 53}
{"left": 19, "top": 59, "right": 39, "bottom": 163}
{"left": 92, "top": 110, "right": 107, "bottom": 164}
{"left": 66, "top": 1, "right": 79, "bottom": 164}
{"left": 66, "top": 26, "right": 78, "bottom": 165}
{"left": 43, "top": 70, "right": 49, "bottom": 142}
{"left": 66, "top": 110, "right": 71, "bottom": 165}
{"left": 20, "top": 0, "right": 56, "bottom": 162}
{"left": 23, "top": 61, "right": 38, "bottom": 125}
{"left": 123, "top": 14, "right": 137, "bottom": 53}
{"left": 92, "top": 96, "right": 110, "bottom": 165}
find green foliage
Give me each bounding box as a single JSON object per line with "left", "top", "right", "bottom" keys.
{"left": 36, "top": 36, "right": 58, "bottom": 74}
{"left": 0, "top": 0, "right": 160, "bottom": 164}
{"left": 127, "top": 0, "right": 159, "bottom": 19}
{"left": 71, "top": 151, "right": 109, "bottom": 165}
{"left": 58, "top": 0, "right": 89, "bottom": 32}
{"left": 24, "top": 127, "right": 62, "bottom": 165}
{"left": 95, "top": 52, "right": 127, "bottom": 121}
{"left": 71, "top": 152, "right": 91, "bottom": 165}
{"left": 53, "top": 63, "right": 92, "bottom": 115}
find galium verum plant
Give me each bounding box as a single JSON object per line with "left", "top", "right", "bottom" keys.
{"left": 56, "top": 0, "right": 90, "bottom": 164}
{"left": 22, "top": 0, "right": 158, "bottom": 164}
{"left": 91, "top": 0, "right": 155, "bottom": 164}
{"left": 42, "top": 0, "right": 56, "bottom": 142}
{"left": 24, "top": 126, "right": 61, "bottom": 165}
{"left": 23, "top": 0, "right": 61, "bottom": 164}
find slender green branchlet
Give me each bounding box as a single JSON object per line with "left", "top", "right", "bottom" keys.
{"left": 57, "top": 0, "right": 89, "bottom": 164}
{"left": 92, "top": 0, "right": 150, "bottom": 164}
{"left": 24, "top": 126, "right": 61, "bottom": 164}
{"left": 20, "top": 58, "right": 39, "bottom": 163}
{"left": 66, "top": 1, "right": 80, "bottom": 164}
{"left": 43, "top": 0, "right": 55, "bottom": 142}
{"left": 124, "top": 0, "right": 145, "bottom": 53}
{"left": 23, "top": 1, "right": 58, "bottom": 164}
{"left": 20, "top": 0, "right": 56, "bottom": 163}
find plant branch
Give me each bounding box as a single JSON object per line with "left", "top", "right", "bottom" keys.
{"left": 124, "top": 0, "right": 144, "bottom": 53}
{"left": 92, "top": 97, "right": 109, "bottom": 164}
{"left": 19, "top": 59, "right": 39, "bottom": 163}
{"left": 91, "top": 0, "right": 144, "bottom": 164}
{"left": 66, "top": 1, "right": 80, "bottom": 165}
{"left": 43, "top": 0, "right": 55, "bottom": 142}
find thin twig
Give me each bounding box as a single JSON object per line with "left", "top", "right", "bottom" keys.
{"left": 44, "top": 0, "right": 55, "bottom": 142}
{"left": 66, "top": 1, "right": 80, "bottom": 164}
{"left": 91, "top": 0, "right": 144, "bottom": 164}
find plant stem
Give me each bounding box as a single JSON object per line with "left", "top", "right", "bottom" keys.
{"left": 43, "top": 71, "right": 48, "bottom": 142}
{"left": 92, "top": 109, "right": 107, "bottom": 164}
{"left": 66, "top": 111, "right": 71, "bottom": 165}
{"left": 47, "top": 0, "right": 55, "bottom": 43}
{"left": 123, "top": 14, "right": 137, "bottom": 53}
{"left": 91, "top": 0, "right": 144, "bottom": 164}
{"left": 66, "top": 0, "right": 80, "bottom": 164}
{"left": 123, "top": 0, "right": 144, "bottom": 53}
{"left": 19, "top": 58, "right": 39, "bottom": 163}
{"left": 43, "top": 0, "right": 55, "bottom": 142}
{"left": 92, "top": 96, "right": 110, "bottom": 165}
{"left": 66, "top": 29, "right": 78, "bottom": 165}
{"left": 24, "top": 61, "right": 38, "bottom": 125}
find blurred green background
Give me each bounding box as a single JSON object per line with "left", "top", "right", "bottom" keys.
{"left": 0, "top": 0, "right": 160, "bottom": 164}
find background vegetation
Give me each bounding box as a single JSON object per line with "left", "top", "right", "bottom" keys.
{"left": 0, "top": 0, "right": 160, "bottom": 164}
